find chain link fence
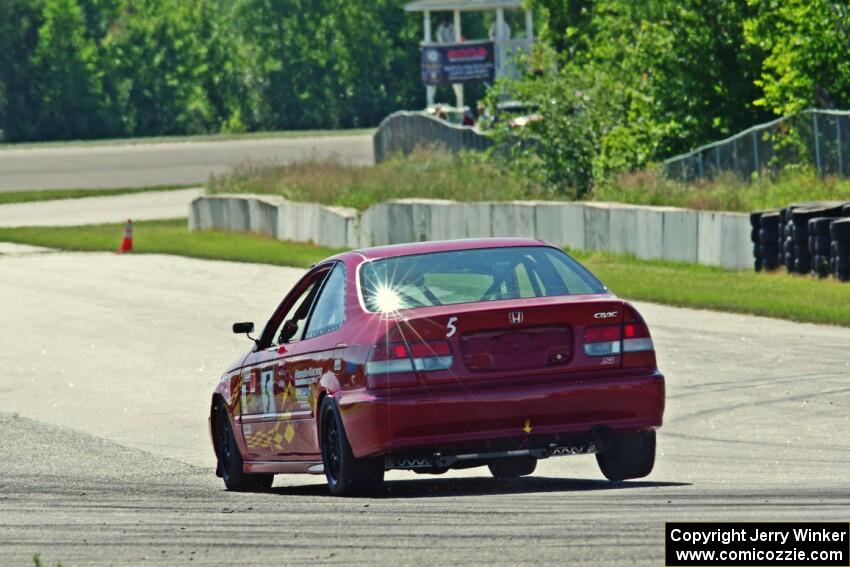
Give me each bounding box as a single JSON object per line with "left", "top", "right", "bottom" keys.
{"left": 663, "top": 109, "right": 850, "bottom": 182}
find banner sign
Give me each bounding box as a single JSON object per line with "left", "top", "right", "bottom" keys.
{"left": 420, "top": 41, "right": 495, "bottom": 86}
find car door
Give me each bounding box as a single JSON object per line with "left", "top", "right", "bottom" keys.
{"left": 277, "top": 262, "right": 347, "bottom": 458}
{"left": 238, "top": 266, "right": 330, "bottom": 461}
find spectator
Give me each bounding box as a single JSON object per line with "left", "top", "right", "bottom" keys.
{"left": 489, "top": 21, "right": 511, "bottom": 40}
{"left": 437, "top": 20, "right": 455, "bottom": 43}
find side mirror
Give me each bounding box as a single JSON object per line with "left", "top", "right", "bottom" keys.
{"left": 278, "top": 319, "right": 299, "bottom": 343}
{"left": 232, "top": 322, "right": 254, "bottom": 335}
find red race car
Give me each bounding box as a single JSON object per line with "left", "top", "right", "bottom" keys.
{"left": 209, "top": 238, "right": 665, "bottom": 495}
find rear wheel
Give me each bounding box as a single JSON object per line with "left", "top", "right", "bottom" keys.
{"left": 320, "top": 398, "right": 384, "bottom": 496}
{"left": 596, "top": 430, "right": 656, "bottom": 481}
{"left": 488, "top": 457, "right": 537, "bottom": 479}
{"left": 215, "top": 404, "right": 273, "bottom": 491}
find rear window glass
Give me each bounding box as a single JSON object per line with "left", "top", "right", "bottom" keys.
{"left": 359, "top": 246, "right": 607, "bottom": 313}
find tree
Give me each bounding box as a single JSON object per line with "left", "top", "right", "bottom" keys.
{"left": 234, "top": 0, "right": 421, "bottom": 130}
{"left": 490, "top": 0, "right": 769, "bottom": 193}
{"left": 744, "top": 0, "right": 850, "bottom": 115}
{"left": 32, "top": 0, "right": 108, "bottom": 140}
{"left": 0, "top": 1, "right": 44, "bottom": 142}
{"left": 102, "top": 0, "right": 249, "bottom": 136}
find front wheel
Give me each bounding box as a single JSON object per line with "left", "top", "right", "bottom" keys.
{"left": 215, "top": 404, "right": 273, "bottom": 491}
{"left": 320, "top": 398, "right": 384, "bottom": 496}
{"left": 596, "top": 430, "right": 656, "bottom": 481}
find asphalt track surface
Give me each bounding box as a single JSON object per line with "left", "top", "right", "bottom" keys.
{"left": 0, "top": 188, "right": 202, "bottom": 227}
{"left": 0, "top": 249, "right": 848, "bottom": 566}
{"left": 0, "top": 134, "right": 374, "bottom": 192}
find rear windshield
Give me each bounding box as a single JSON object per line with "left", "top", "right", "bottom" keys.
{"left": 359, "top": 246, "right": 607, "bottom": 313}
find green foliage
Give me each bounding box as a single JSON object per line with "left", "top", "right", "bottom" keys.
{"left": 234, "top": 0, "right": 422, "bottom": 130}
{"left": 744, "top": 0, "right": 850, "bottom": 115}
{"left": 0, "top": 0, "right": 46, "bottom": 142}
{"left": 0, "top": 0, "right": 422, "bottom": 142}
{"left": 32, "top": 0, "right": 106, "bottom": 139}
{"left": 489, "top": 0, "right": 770, "bottom": 195}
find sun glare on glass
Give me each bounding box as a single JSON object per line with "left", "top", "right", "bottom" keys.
{"left": 373, "top": 284, "right": 403, "bottom": 313}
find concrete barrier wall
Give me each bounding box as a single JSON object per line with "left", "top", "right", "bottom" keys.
{"left": 373, "top": 111, "right": 492, "bottom": 163}
{"left": 189, "top": 195, "right": 752, "bottom": 270}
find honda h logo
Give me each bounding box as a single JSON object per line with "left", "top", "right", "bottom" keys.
{"left": 508, "top": 311, "right": 524, "bottom": 324}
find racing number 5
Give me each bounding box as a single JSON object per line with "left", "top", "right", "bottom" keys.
{"left": 446, "top": 316, "right": 458, "bottom": 338}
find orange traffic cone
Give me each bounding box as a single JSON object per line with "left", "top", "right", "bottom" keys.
{"left": 118, "top": 219, "right": 133, "bottom": 254}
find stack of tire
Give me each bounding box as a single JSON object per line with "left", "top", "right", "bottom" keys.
{"left": 750, "top": 211, "right": 765, "bottom": 272}
{"left": 786, "top": 205, "right": 846, "bottom": 274}
{"left": 808, "top": 217, "right": 840, "bottom": 278}
{"left": 752, "top": 201, "right": 850, "bottom": 277}
{"left": 830, "top": 218, "right": 850, "bottom": 281}
{"left": 752, "top": 211, "right": 780, "bottom": 271}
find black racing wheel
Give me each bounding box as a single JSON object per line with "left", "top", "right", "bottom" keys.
{"left": 320, "top": 398, "right": 384, "bottom": 496}
{"left": 215, "top": 403, "right": 273, "bottom": 491}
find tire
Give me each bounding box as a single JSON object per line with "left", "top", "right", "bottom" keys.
{"left": 795, "top": 256, "right": 811, "bottom": 274}
{"left": 750, "top": 228, "right": 760, "bottom": 244}
{"left": 813, "top": 255, "right": 830, "bottom": 278}
{"left": 759, "top": 244, "right": 778, "bottom": 260}
{"left": 830, "top": 220, "right": 850, "bottom": 241}
{"left": 812, "top": 236, "right": 830, "bottom": 256}
{"left": 754, "top": 257, "right": 763, "bottom": 272}
{"left": 760, "top": 213, "right": 780, "bottom": 231}
{"left": 749, "top": 211, "right": 763, "bottom": 228}
{"left": 320, "top": 398, "right": 384, "bottom": 496}
{"left": 808, "top": 217, "right": 837, "bottom": 237}
{"left": 794, "top": 240, "right": 809, "bottom": 258}
{"left": 214, "top": 404, "right": 274, "bottom": 492}
{"left": 834, "top": 255, "right": 850, "bottom": 273}
{"left": 488, "top": 457, "right": 537, "bottom": 479}
{"left": 784, "top": 255, "right": 795, "bottom": 272}
{"left": 834, "top": 239, "right": 850, "bottom": 256}
{"left": 596, "top": 430, "right": 656, "bottom": 481}
{"left": 792, "top": 220, "right": 809, "bottom": 239}
{"left": 758, "top": 228, "right": 778, "bottom": 243}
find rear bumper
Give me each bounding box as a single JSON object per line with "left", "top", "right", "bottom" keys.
{"left": 339, "top": 370, "right": 665, "bottom": 458}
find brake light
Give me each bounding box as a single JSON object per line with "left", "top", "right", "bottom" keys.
{"left": 583, "top": 325, "right": 621, "bottom": 356}
{"left": 366, "top": 340, "right": 454, "bottom": 375}
{"left": 623, "top": 322, "right": 653, "bottom": 352}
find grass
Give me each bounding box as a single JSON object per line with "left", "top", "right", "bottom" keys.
{"left": 0, "top": 219, "right": 340, "bottom": 268}
{"left": 209, "top": 148, "right": 850, "bottom": 213}
{"left": 571, "top": 249, "right": 850, "bottom": 326}
{"left": 0, "top": 185, "right": 194, "bottom": 206}
{"left": 1, "top": 219, "right": 850, "bottom": 326}
{"left": 594, "top": 167, "right": 850, "bottom": 212}
{"left": 32, "top": 554, "right": 62, "bottom": 567}
{"left": 0, "top": 128, "right": 374, "bottom": 150}
{"left": 208, "top": 148, "right": 558, "bottom": 210}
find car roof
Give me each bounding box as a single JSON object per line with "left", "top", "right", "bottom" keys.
{"left": 345, "top": 237, "right": 549, "bottom": 262}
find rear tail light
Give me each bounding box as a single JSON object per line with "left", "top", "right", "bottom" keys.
{"left": 583, "top": 320, "right": 654, "bottom": 366}
{"left": 623, "top": 322, "right": 653, "bottom": 352}
{"left": 366, "top": 340, "right": 453, "bottom": 375}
